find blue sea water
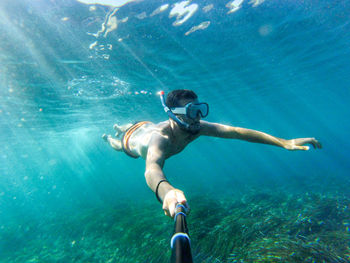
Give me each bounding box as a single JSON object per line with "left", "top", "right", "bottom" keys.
{"left": 0, "top": 0, "right": 350, "bottom": 262}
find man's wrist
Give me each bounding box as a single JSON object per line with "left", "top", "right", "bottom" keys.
{"left": 155, "top": 180, "right": 168, "bottom": 203}
{"left": 158, "top": 181, "right": 174, "bottom": 202}
{"left": 281, "top": 138, "right": 291, "bottom": 149}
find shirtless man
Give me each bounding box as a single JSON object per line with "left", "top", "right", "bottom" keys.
{"left": 102, "top": 89, "right": 322, "bottom": 218}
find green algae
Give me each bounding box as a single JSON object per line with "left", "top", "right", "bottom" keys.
{"left": 1, "top": 191, "right": 349, "bottom": 262}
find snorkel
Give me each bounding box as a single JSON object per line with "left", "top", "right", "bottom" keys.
{"left": 159, "top": 91, "right": 192, "bottom": 131}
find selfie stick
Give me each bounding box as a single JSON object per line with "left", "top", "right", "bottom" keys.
{"left": 170, "top": 203, "right": 193, "bottom": 263}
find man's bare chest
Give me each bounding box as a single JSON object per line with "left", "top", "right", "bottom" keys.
{"left": 167, "top": 135, "right": 197, "bottom": 157}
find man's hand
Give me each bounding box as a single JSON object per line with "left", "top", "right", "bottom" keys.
{"left": 163, "top": 189, "right": 190, "bottom": 218}
{"left": 283, "top": 137, "right": 322, "bottom": 151}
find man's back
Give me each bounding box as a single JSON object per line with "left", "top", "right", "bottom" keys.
{"left": 128, "top": 120, "right": 200, "bottom": 160}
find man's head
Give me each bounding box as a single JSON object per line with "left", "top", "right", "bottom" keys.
{"left": 159, "top": 89, "right": 209, "bottom": 134}
{"left": 165, "top": 89, "right": 198, "bottom": 108}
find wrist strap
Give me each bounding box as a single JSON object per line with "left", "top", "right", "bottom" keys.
{"left": 155, "top": 179, "right": 168, "bottom": 203}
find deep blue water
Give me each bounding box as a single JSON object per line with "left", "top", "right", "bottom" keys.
{"left": 1, "top": 0, "right": 350, "bottom": 261}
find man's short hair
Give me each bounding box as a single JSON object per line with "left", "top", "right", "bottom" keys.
{"left": 166, "top": 89, "right": 198, "bottom": 108}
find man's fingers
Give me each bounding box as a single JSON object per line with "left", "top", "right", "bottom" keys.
{"left": 308, "top": 139, "right": 322, "bottom": 149}
{"left": 296, "top": 138, "right": 322, "bottom": 150}
{"left": 163, "top": 203, "right": 172, "bottom": 218}
{"left": 169, "top": 202, "right": 176, "bottom": 217}
{"left": 315, "top": 140, "right": 322, "bottom": 149}
{"left": 182, "top": 201, "right": 191, "bottom": 214}
{"left": 162, "top": 189, "right": 190, "bottom": 218}
{"left": 307, "top": 138, "right": 316, "bottom": 149}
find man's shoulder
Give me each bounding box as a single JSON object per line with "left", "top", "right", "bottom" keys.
{"left": 147, "top": 121, "right": 171, "bottom": 142}
{"left": 152, "top": 120, "right": 169, "bottom": 128}
{"left": 146, "top": 124, "right": 172, "bottom": 158}
{"left": 148, "top": 121, "right": 170, "bottom": 135}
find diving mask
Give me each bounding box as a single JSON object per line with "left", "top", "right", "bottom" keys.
{"left": 171, "top": 101, "right": 209, "bottom": 119}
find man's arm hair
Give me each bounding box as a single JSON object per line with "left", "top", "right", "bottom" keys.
{"left": 200, "top": 121, "right": 286, "bottom": 148}
{"left": 144, "top": 134, "right": 174, "bottom": 201}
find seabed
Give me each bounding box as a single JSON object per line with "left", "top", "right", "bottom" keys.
{"left": 1, "top": 190, "right": 349, "bottom": 262}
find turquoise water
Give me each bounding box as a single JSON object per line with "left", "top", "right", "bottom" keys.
{"left": 1, "top": 0, "right": 349, "bottom": 262}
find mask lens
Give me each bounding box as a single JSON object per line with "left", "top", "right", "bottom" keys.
{"left": 187, "top": 103, "right": 209, "bottom": 119}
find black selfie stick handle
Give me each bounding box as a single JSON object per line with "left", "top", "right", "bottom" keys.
{"left": 170, "top": 204, "right": 193, "bottom": 263}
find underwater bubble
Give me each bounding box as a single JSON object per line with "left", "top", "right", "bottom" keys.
{"left": 67, "top": 75, "right": 130, "bottom": 100}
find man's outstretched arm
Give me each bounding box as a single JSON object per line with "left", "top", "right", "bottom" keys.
{"left": 200, "top": 121, "right": 322, "bottom": 151}
{"left": 145, "top": 135, "right": 189, "bottom": 217}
